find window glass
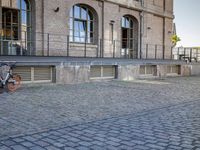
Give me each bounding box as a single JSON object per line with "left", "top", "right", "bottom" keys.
{"left": 125, "top": 17, "right": 130, "bottom": 28}
{"left": 79, "top": 21, "right": 86, "bottom": 32}
{"left": 81, "top": 7, "right": 87, "bottom": 20}
{"left": 21, "top": 0, "right": 27, "bottom": 10}
{"left": 21, "top": 10, "right": 27, "bottom": 24}
{"left": 74, "top": 20, "right": 79, "bottom": 31}
{"left": 74, "top": 5, "right": 80, "bottom": 19}
{"left": 122, "top": 17, "right": 126, "bottom": 28}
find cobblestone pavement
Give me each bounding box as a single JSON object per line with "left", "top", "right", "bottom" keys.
{"left": 1, "top": 77, "right": 200, "bottom": 149}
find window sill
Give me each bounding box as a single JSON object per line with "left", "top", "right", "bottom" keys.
{"left": 69, "top": 42, "right": 98, "bottom": 48}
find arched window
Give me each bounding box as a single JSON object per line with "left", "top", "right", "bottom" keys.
{"left": 121, "top": 15, "right": 138, "bottom": 59}
{"left": 69, "top": 4, "right": 94, "bottom": 43}
{"left": 1, "top": 0, "right": 32, "bottom": 55}
{"left": 2, "top": 0, "right": 31, "bottom": 40}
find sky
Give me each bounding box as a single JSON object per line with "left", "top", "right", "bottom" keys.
{"left": 174, "top": 0, "right": 200, "bottom": 47}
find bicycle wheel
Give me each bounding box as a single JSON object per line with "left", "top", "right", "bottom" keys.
{"left": 7, "top": 74, "right": 21, "bottom": 92}
{"left": 13, "top": 74, "right": 21, "bottom": 88}
{"left": 0, "top": 84, "right": 4, "bottom": 94}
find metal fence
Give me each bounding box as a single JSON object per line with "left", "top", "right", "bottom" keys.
{"left": 173, "top": 47, "right": 200, "bottom": 62}
{"left": 0, "top": 31, "right": 173, "bottom": 60}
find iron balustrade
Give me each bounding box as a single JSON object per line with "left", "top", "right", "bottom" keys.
{"left": 173, "top": 47, "right": 200, "bottom": 62}
{"left": 0, "top": 31, "right": 174, "bottom": 60}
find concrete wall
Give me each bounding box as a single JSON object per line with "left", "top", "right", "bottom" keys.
{"left": 55, "top": 62, "right": 200, "bottom": 84}
{"left": 56, "top": 63, "right": 90, "bottom": 84}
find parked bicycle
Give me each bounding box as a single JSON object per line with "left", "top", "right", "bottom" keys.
{"left": 0, "top": 62, "right": 21, "bottom": 93}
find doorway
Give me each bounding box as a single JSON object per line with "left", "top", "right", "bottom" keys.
{"left": 121, "top": 16, "right": 138, "bottom": 59}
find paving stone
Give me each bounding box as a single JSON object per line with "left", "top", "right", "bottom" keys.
{"left": 78, "top": 141, "right": 93, "bottom": 147}
{"left": 132, "top": 145, "right": 149, "bottom": 150}
{"left": 167, "top": 145, "right": 182, "bottom": 150}
{"left": 64, "top": 147, "right": 76, "bottom": 150}
{"left": 107, "top": 137, "right": 121, "bottom": 143}
{"left": 1, "top": 140, "right": 16, "bottom": 147}
{"left": 10, "top": 145, "right": 28, "bottom": 150}
{"left": 90, "top": 145, "right": 104, "bottom": 150}
{"left": 52, "top": 142, "right": 65, "bottom": 148}
{"left": 146, "top": 143, "right": 165, "bottom": 150}
{"left": 0, "top": 146, "right": 11, "bottom": 150}
{"left": 45, "top": 146, "right": 61, "bottom": 150}
{"left": 65, "top": 142, "right": 77, "bottom": 148}
{"left": 91, "top": 141, "right": 105, "bottom": 146}
{"left": 12, "top": 138, "right": 25, "bottom": 143}
{"left": 23, "top": 136, "right": 38, "bottom": 142}
{"left": 76, "top": 146, "right": 90, "bottom": 150}
{"left": 106, "top": 140, "right": 121, "bottom": 147}
{"left": 131, "top": 140, "right": 146, "bottom": 145}
{"left": 30, "top": 146, "right": 46, "bottom": 150}
{"left": 21, "top": 141, "right": 35, "bottom": 147}
{"left": 35, "top": 140, "right": 50, "bottom": 147}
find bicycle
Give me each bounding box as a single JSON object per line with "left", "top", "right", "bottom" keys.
{"left": 0, "top": 62, "right": 21, "bottom": 93}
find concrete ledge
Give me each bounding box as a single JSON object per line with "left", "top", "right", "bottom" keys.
{"left": 1, "top": 56, "right": 200, "bottom": 84}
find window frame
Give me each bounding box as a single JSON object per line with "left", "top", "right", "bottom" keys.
{"left": 1, "top": 0, "right": 32, "bottom": 41}
{"left": 69, "top": 5, "right": 94, "bottom": 44}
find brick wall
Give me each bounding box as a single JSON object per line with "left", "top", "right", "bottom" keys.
{"left": 0, "top": 0, "right": 174, "bottom": 59}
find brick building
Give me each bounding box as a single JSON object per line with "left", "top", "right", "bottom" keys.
{"left": 0, "top": 0, "right": 174, "bottom": 58}
{"left": 1, "top": 0, "right": 184, "bottom": 84}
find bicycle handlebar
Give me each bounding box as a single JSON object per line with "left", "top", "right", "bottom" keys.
{"left": 0, "top": 62, "right": 17, "bottom": 68}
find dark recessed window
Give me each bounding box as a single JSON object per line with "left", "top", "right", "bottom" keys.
{"left": 2, "top": 0, "right": 31, "bottom": 41}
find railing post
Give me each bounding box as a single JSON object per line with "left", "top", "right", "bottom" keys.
{"left": 24, "top": 31, "right": 27, "bottom": 56}
{"left": 96, "top": 39, "right": 99, "bottom": 58}
{"left": 125, "top": 48, "right": 127, "bottom": 58}
{"left": 100, "top": 39, "right": 103, "bottom": 58}
{"left": 146, "top": 44, "right": 148, "bottom": 59}
{"left": 190, "top": 48, "right": 192, "bottom": 62}
{"left": 163, "top": 45, "right": 165, "bottom": 60}
{"left": 102, "top": 39, "right": 104, "bottom": 58}
{"left": 171, "top": 46, "right": 173, "bottom": 59}
{"left": 113, "top": 40, "right": 116, "bottom": 58}
{"left": 20, "top": 35, "right": 23, "bottom": 55}
{"left": 0, "top": 35, "right": 2, "bottom": 55}
{"left": 96, "top": 42, "right": 98, "bottom": 58}
{"left": 84, "top": 37, "right": 87, "bottom": 58}
{"left": 99, "top": 39, "right": 101, "bottom": 58}
{"left": 67, "top": 35, "right": 69, "bottom": 57}
{"left": 155, "top": 45, "right": 157, "bottom": 59}
{"left": 178, "top": 47, "right": 180, "bottom": 60}
{"left": 184, "top": 48, "right": 186, "bottom": 60}
{"left": 47, "top": 33, "right": 50, "bottom": 56}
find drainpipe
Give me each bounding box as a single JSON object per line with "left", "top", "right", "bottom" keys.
{"left": 139, "top": 0, "right": 144, "bottom": 59}
{"left": 101, "top": 0, "right": 104, "bottom": 58}
{"left": 139, "top": 12, "right": 143, "bottom": 59}
{"left": 42, "top": 0, "right": 44, "bottom": 56}
{"left": 0, "top": 0, "right": 2, "bottom": 55}
{"left": 162, "top": 0, "right": 166, "bottom": 59}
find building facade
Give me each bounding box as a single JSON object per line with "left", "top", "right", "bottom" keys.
{"left": 0, "top": 0, "right": 174, "bottom": 59}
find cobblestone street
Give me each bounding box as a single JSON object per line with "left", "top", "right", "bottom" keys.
{"left": 1, "top": 77, "right": 200, "bottom": 149}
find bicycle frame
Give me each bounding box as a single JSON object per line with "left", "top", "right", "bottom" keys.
{"left": 0, "top": 70, "right": 15, "bottom": 87}
{"left": 0, "top": 62, "right": 21, "bottom": 92}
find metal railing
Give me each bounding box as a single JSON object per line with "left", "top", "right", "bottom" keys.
{"left": 0, "top": 31, "right": 173, "bottom": 60}
{"left": 173, "top": 47, "right": 200, "bottom": 62}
